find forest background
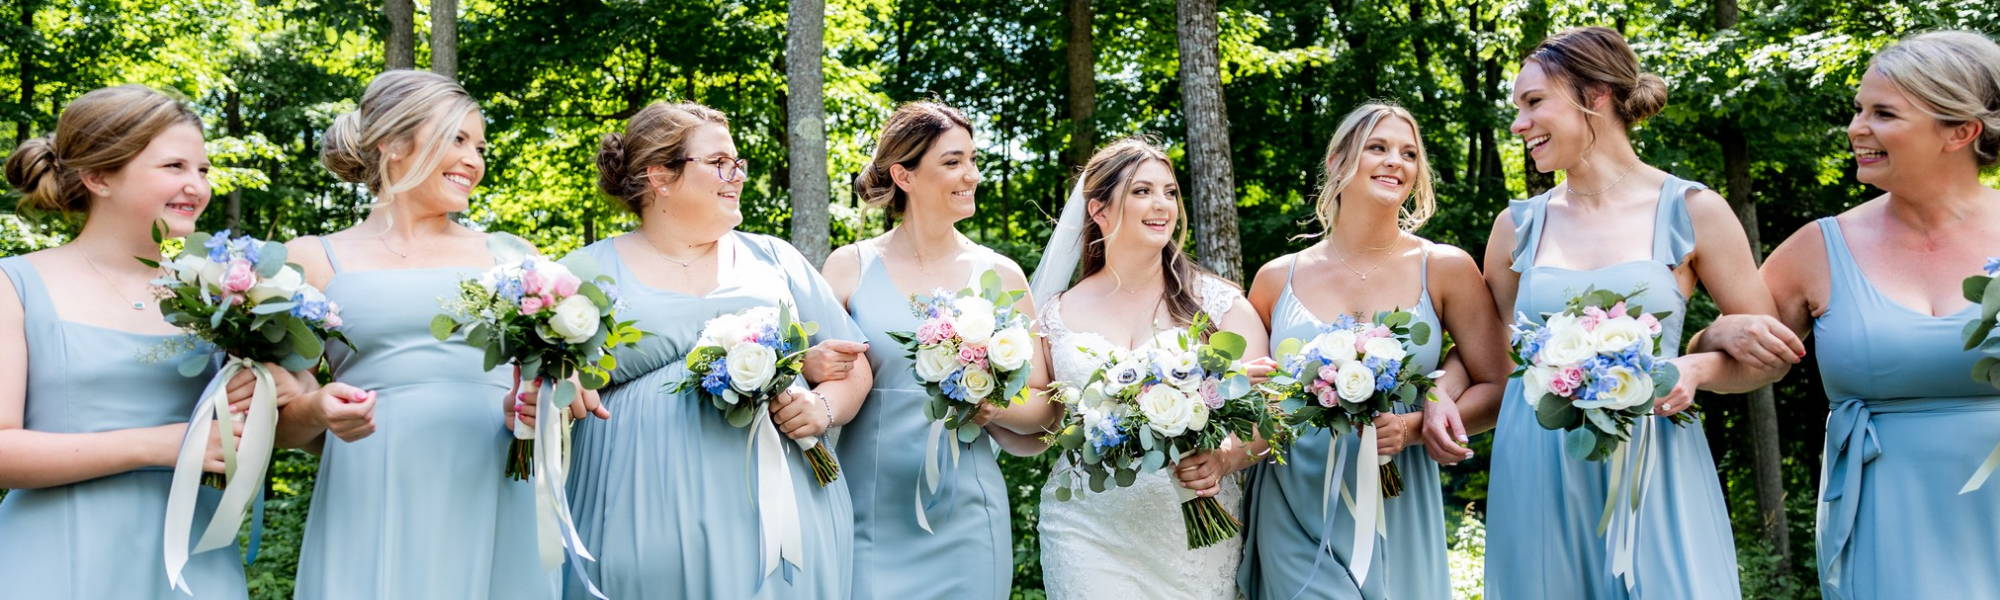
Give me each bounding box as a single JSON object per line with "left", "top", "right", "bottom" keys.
{"left": 3, "top": 0, "right": 1998, "bottom": 597}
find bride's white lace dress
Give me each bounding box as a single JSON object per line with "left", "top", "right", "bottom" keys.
{"left": 1038, "top": 275, "right": 1247, "bottom": 600}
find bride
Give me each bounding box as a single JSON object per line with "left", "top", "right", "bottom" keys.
{"left": 1030, "top": 137, "right": 1275, "bottom": 598}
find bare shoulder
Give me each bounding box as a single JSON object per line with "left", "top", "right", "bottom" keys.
{"left": 988, "top": 252, "right": 1031, "bottom": 292}
{"left": 1246, "top": 253, "right": 1296, "bottom": 309}
{"left": 1682, "top": 187, "right": 1742, "bottom": 232}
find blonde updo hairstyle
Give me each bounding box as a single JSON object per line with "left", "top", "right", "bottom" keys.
{"left": 853, "top": 102, "right": 974, "bottom": 222}
{"left": 1311, "top": 101, "right": 1438, "bottom": 237}
{"left": 319, "top": 70, "right": 480, "bottom": 212}
{"left": 4, "top": 85, "right": 202, "bottom": 218}
{"left": 595, "top": 102, "right": 730, "bottom": 213}
{"left": 1526, "top": 27, "right": 1669, "bottom": 134}
{"left": 1075, "top": 136, "right": 1219, "bottom": 336}
{"left": 1868, "top": 31, "right": 2000, "bottom": 168}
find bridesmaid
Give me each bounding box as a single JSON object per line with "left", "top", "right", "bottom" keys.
{"left": 1241, "top": 102, "right": 1510, "bottom": 599}
{"left": 1477, "top": 27, "right": 1780, "bottom": 598}
{"left": 817, "top": 102, "right": 1058, "bottom": 599}
{"left": 275, "top": 70, "right": 570, "bottom": 599}
{"left": 1696, "top": 31, "right": 2000, "bottom": 600}
{"left": 0, "top": 85, "right": 292, "bottom": 598}
{"left": 549, "top": 101, "right": 874, "bottom": 598}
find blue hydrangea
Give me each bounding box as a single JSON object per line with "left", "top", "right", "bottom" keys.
{"left": 940, "top": 369, "right": 968, "bottom": 401}
{"left": 290, "top": 293, "right": 330, "bottom": 321}
{"left": 497, "top": 278, "right": 525, "bottom": 302}
{"left": 1986, "top": 257, "right": 2000, "bottom": 276}
{"left": 1089, "top": 414, "right": 1127, "bottom": 450}
{"left": 228, "top": 233, "right": 261, "bottom": 258}
{"left": 205, "top": 230, "right": 234, "bottom": 262}
{"left": 755, "top": 324, "right": 786, "bottom": 352}
{"left": 701, "top": 358, "right": 733, "bottom": 396}
{"left": 1327, "top": 314, "right": 1360, "bottom": 331}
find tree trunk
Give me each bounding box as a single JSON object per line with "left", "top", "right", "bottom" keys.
{"left": 1175, "top": 0, "right": 1242, "bottom": 283}
{"left": 385, "top": 0, "right": 416, "bottom": 70}
{"left": 1064, "top": 0, "right": 1095, "bottom": 174}
{"left": 429, "top": 0, "right": 457, "bottom": 78}
{"left": 15, "top": 0, "right": 34, "bottom": 145}
{"left": 785, "top": 0, "right": 830, "bottom": 267}
{"left": 1714, "top": 0, "right": 1789, "bottom": 568}
{"left": 224, "top": 88, "right": 244, "bottom": 231}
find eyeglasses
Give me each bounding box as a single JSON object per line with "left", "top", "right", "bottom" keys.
{"left": 671, "top": 156, "right": 749, "bottom": 183}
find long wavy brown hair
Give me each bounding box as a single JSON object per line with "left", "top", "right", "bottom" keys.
{"left": 1074, "top": 137, "right": 1221, "bottom": 336}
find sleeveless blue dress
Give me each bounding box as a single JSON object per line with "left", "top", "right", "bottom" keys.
{"left": 293, "top": 238, "right": 553, "bottom": 599}
{"left": 0, "top": 256, "right": 247, "bottom": 599}
{"left": 1810, "top": 217, "right": 2000, "bottom": 600}
{"left": 562, "top": 232, "right": 867, "bottom": 599}
{"left": 840, "top": 240, "right": 1012, "bottom": 599}
{"left": 1484, "top": 176, "right": 1741, "bottom": 598}
{"left": 1241, "top": 246, "right": 1450, "bottom": 600}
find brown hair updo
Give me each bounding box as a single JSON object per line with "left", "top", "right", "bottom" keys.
{"left": 595, "top": 102, "right": 730, "bottom": 213}
{"left": 5, "top": 85, "right": 201, "bottom": 217}
{"left": 1525, "top": 26, "right": 1668, "bottom": 127}
{"left": 853, "top": 102, "right": 974, "bottom": 221}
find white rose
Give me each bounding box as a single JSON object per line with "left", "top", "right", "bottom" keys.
{"left": 1537, "top": 319, "right": 1598, "bottom": 368}
{"left": 725, "top": 341, "right": 779, "bottom": 393}
{"left": 1137, "top": 384, "right": 1201, "bottom": 436}
{"left": 1572, "top": 365, "right": 1654, "bottom": 411}
{"left": 961, "top": 367, "right": 997, "bottom": 400}
{"left": 1334, "top": 361, "right": 1376, "bottom": 402}
{"left": 532, "top": 258, "right": 573, "bottom": 281}
{"left": 171, "top": 254, "right": 206, "bottom": 286}
{"left": 953, "top": 296, "right": 997, "bottom": 344}
{"left": 1521, "top": 365, "right": 1557, "bottom": 405}
{"left": 548, "top": 295, "right": 602, "bottom": 344}
{"left": 247, "top": 265, "right": 305, "bottom": 304}
{"left": 1361, "top": 336, "right": 1408, "bottom": 363}
{"left": 1159, "top": 351, "right": 1203, "bottom": 390}
{"left": 1314, "top": 330, "right": 1359, "bottom": 363}
{"left": 988, "top": 327, "right": 1033, "bottom": 371}
{"left": 1591, "top": 316, "right": 1652, "bottom": 355}
{"left": 914, "top": 344, "right": 959, "bottom": 383}
{"left": 196, "top": 259, "right": 228, "bottom": 290}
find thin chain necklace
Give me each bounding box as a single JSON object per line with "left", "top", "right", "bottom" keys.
{"left": 379, "top": 236, "right": 409, "bottom": 259}
{"left": 641, "top": 233, "right": 713, "bottom": 268}
{"left": 1566, "top": 161, "right": 1639, "bottom": 197}
{"left": 1331, "top": 238, "right": 1400, "bottom": 281}
{"left": 82, "top": 249, "right": 149, "bottom": 310}
{"left": 895, "top": 229, "right": 961, "bottom": 275}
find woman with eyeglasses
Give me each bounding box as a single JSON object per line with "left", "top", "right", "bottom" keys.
{"left": 517, "top": 101, "right": 873, "bottom": 598}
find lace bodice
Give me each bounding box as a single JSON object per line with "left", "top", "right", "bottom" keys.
{"left": 1037, "top": 274, "right": 1248, "bottom": 600}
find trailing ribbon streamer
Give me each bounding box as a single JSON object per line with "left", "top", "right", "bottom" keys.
{"left": 164, "top": 357, "right": 278, "bottom": 594}
{"left": 1961, "top": 441, "right": 2000, "bottom": 494}
{"left": 1600, "top": 417, "right": 1660, "bottom": 591}
{"left": 1346, "top": 423, "right": 1382, "bottom": 588}
{"left": 914, "top": 419, "right": 966, "bottom": 534}
{"left": 524, "top": 377, "right": 604, "bottom": 598}
{"left": 749, "top": 410, "right": 807, "bottom": 587}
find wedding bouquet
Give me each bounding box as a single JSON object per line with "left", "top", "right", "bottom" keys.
{"left": 883, "top": 270, "right": 1035, "bottom": 532}
{"left": 1955, "top": 258, "right": 2000, "bottom": 492}
{"left": 1048, "top": 313, "right": 1279, "bottom": 549}
{"left": 1266, "top": 310, "right": 1439, "bottom": 498}
{"left": 149, "top": 229, "right": 346, "bottom": 592}
{"left": 431, "top": 236, "right": 640, "bottom": 594}
{"left": 885, "top": 270, "right": 1035, "bottom": 441}
{"left": 672, "top": 303, "right": 840, "bottom": 486}
{"left": 1510, "top": 286, "right": 1684, "bottom": 460}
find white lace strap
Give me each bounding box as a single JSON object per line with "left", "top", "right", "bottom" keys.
{"left": 1040, "top": 294, "right": 1073, "bottom": 341}
{"left": 1195, "top": 275, "right": 1239, "bottom": 317}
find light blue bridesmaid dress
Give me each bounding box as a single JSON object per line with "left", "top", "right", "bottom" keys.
{"left": 1240, "top": 246, "right": 1450, "bottom": 600}
{"left": 0, "top": 256, "right": 247, "bottom": 599}
{"left": 1810, "top": 217, "right": 2000, "bottom": 600}
{"left": 563, "top": 231, "right": 867, "bottom": 599}
{"left": 1484, "top": 176, "right": 1741, "bottom": 599}
{"left": 840, "top": 240, "right": 1012, "bottom": 599}
{"left": 292, "top": 238, "right": 553, "bottom": 599}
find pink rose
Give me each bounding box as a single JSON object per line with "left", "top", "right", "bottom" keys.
{"left": 917, "top": 320, "right": 947, "bottom": 345}
{"left": 1317, "top": 364, "right": 1341, "bottom": 384}
{"left": 1199, "top": 379, "right": 1224, "bottom": 409}
{"left": 551, "top": 273, "right": 582, "bottom": 298}
{"left": 1609, "top": 301, "right": 1628, "bottom": 316}
{"left": 1638, "top": 313, "right": 1662, "bottom": 335}
{"left": 222, "top": 260, "right": 257, "bottom": 293}
{"left": 1577, "top": 314, "right": 1600, "bottom": 332}
{"left": 1549, "top": 366, "right": 1585, "bottom": 397}
{"left": 957, "top": 343, "right": 987, "bottom": 366}
{"left": 1315, "top": 385, "right": 1340, "bottom": 408}
{"left": 323, "top": 306, "right": 343, "bottom": 328}
{"left": 931, "top": 320, "right": 958, "bottom": 344}
{"left": 520, "top": 295, "right": 546, "bottom": 314}
{"left": 521, "top": 269, "right": 547, "bottom": 296}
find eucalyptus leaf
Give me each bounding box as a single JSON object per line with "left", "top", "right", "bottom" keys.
{"left": 1564, "top": 427, "right": 1598, "bottom": 461}
{"left": 179, "top": 353, "right": 211, "bottom": 378}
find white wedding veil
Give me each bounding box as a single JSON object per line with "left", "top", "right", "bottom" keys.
{"left": 1029, "top": 177, "right": 1090, "bottom": 308}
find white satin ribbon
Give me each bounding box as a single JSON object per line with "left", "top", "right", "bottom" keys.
{"left": 1961, "top": 441, "right": 2000, "bottom": 494}
{"left": 914, "top": 419, "right": 964, "bottom": 534}
{"left": 748, "top": 410, "right": 806, "bottom": 583}
{"left": 165, "top": 357, "right": 277, "bottom": 594}
{"left": 1602, "top": 417, "right": 1659, "bottom": 591}
{"left": 521, "top": 378, "right": 603, "bottom": 598}
{"left": 1316, "top": 423, "right": 1385, "bottom": 589}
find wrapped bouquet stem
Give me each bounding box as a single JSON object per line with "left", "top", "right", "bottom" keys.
{"left": 151, "top": 229, "right": 347, "bottom": 593}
